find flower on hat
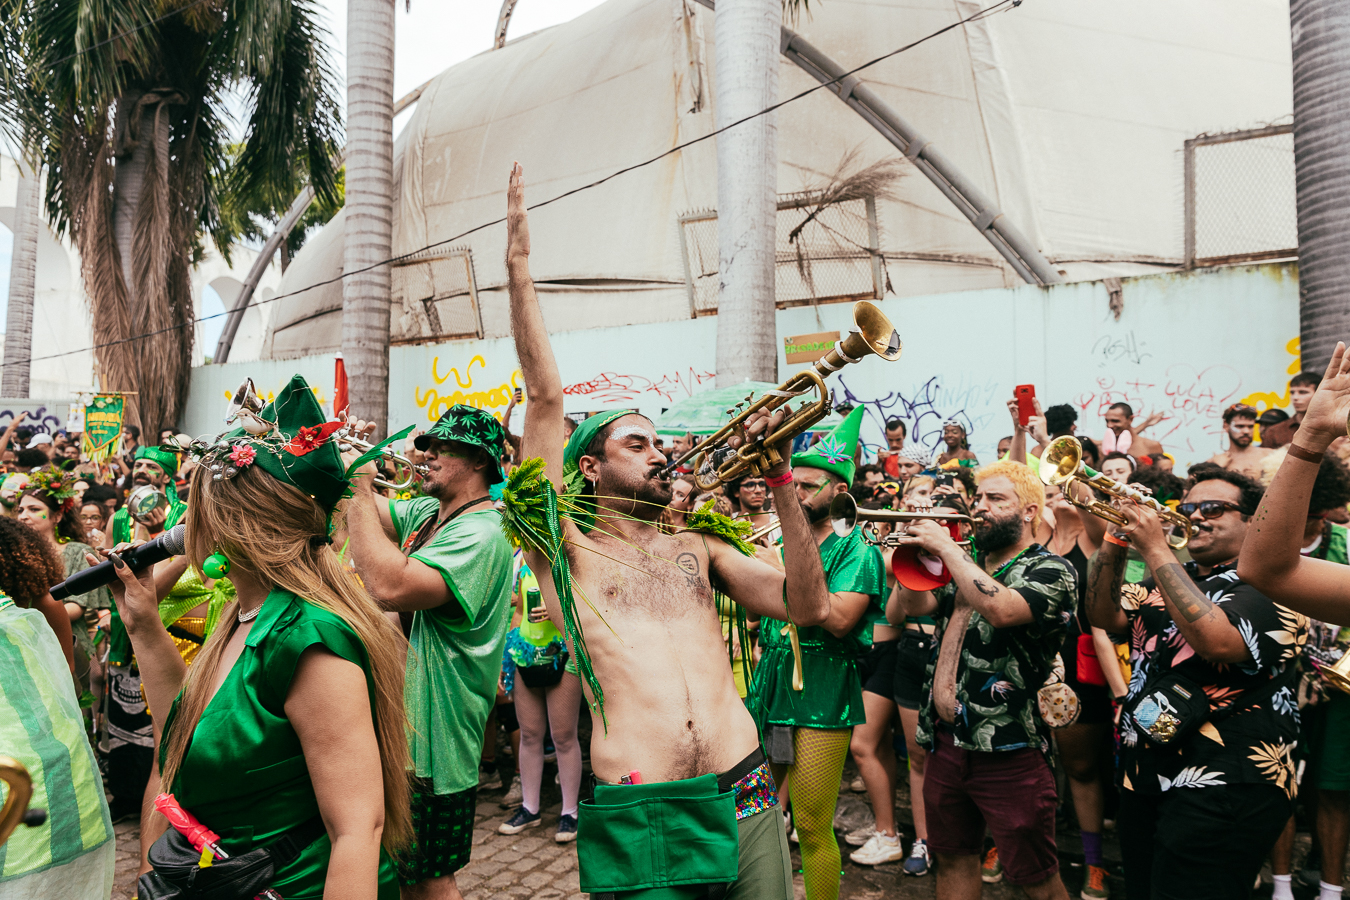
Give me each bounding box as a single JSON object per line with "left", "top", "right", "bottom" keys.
{"left": 228, "top": 445, "right": 257, "bottom": 468}
{"left": 283, "top": 421, "right": 343, "bottom": 457}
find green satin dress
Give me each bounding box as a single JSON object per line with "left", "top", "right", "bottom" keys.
{"left": 159, "top": 588, "right": 399, "bottom": 899}
{"left": 749, "top": 527, "right": 886, "bottom": 730}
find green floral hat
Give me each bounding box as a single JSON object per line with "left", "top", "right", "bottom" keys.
{"left": 790, "top": 405, "right": 864, "bottom": 486}
{"left": 412, "top": 404, "right": 507, "bottom": 485}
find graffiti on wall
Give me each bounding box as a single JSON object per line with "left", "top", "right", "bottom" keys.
{"left": 414, "top": 355, "right": 521, "bottom": 424}
{"left": 0, "top": 405, "right": 65, "bottom": 434}
{"left": 562, "top": 368, "right": 716, "bottom": 407}
{"left": 836, "top": 373, "right": 1004, "bottom": 459}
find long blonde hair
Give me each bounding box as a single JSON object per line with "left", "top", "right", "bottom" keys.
{"left": 161, "top": 465, "right": 412, "bottom": 851}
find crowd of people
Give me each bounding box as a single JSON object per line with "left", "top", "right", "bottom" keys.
{"left": 4, "top": 165, "right": 1350, "bottom": 900}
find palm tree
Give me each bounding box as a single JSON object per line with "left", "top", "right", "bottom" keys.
{"left": 342, "top": 0, "right": 396, "bottom": 434}
{"left": 2, "top": 159, "right": 39, "bottom": 398}
{"left": 2, "top": 0, "right": 342, "bottom": 434}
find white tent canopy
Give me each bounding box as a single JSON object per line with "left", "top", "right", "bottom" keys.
{"left": 262, "top": 0, "right": 1292, "bottom": 359}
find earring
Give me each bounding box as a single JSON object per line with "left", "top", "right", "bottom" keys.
{"left": 202, "top": 551, "right": 231, "bottom": 579}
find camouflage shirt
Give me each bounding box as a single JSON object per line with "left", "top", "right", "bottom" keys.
{"left": 916, "top": 544, "right": 1075, "bottom": 754}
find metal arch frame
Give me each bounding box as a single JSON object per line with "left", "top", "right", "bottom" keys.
{"left": 692, "top": 0, "right": 1060, "bottom": 287}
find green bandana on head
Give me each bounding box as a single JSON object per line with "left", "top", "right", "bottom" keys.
{"left": 790, "top": 405, "right": 864, "bottom": 486}
{"left": 135, "top": 445, "right": 180, "bottom": 476}
{"left": 562, "top": 410, "right": 632, "bottom": 532}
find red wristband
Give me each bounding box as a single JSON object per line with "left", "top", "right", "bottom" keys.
{"left": 1103, "top": 532, "right": 1130, "bottom": 548}
{"left": 1288, "top": 442, "right": 1325, "bottom": 465}
{"left": 766, "top": 470, "right": 794, "bottom": 488}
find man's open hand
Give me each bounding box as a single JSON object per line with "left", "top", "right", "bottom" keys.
{"left": 1300, "top": 341, "right": 1350, "bottom": 452}
{"left": 507, "top": 162, "right": 531, "bottom": 265}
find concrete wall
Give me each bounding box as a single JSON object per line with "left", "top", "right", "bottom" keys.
{"left": 185, "top": 263, "right": 1300, "bottom": 474}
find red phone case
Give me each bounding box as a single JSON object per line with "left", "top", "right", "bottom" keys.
{"left": 1015, "top": 385, "right": 1036, "bottom": 427}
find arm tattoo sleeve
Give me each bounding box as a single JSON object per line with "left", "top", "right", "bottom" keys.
{"left": 1154, "top": 562, "right": 1214, "bottom": 624}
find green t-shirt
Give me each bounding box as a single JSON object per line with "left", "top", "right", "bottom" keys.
{"left": 391, "top": 497, "right": 513, "bottom": 795}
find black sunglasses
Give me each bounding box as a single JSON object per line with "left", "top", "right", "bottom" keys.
{"left": 1177, "top": 500, "right": 1242, "bottom": 520}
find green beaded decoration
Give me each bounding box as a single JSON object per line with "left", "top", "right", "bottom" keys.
{"left": 202, "top": 551, "right": 231, "bottom": 579}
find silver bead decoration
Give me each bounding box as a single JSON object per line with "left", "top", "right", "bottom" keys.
{"left": 224, "top": 467, "right": 238, "bottom": 478}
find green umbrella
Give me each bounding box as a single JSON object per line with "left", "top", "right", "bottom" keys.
{"left": 653, "top": 381, "right": 844, "bottom": 436}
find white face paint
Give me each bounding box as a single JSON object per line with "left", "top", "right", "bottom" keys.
{"left": 609, "top": 424, "right": 657, "bottom": 448}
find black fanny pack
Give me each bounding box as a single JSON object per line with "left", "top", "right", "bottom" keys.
{"left": 1125, "top": 666, "right": 1295, "bottom": 747}
{"left": 137, "top": 814, "right": 325, "bottom": 900}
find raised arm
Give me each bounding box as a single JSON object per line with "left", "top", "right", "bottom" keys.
{"left": 102, "top": 550, "right": 187, "bottom": 723}
{"left": 0, "top": 410, "right": 27, "bottom": 457}
{"left": 507, "top": 164, "right": 567, "bottom": 489}
{"left": 1239, "top": 342, "right": 1350, "bottom": 622}
{"left": 1084, "top": 541, "right": 1130, "bottom": 634}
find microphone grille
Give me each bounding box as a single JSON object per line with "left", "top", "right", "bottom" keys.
{"left": 163, "top": 523, "right": 187, "bottom": 556}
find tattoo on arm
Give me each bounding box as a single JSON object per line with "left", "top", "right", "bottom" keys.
{"left": 1086, "top": 543, "right": 1127, "bottom": 623}
{"left": 973, "top": 578, "right": 1000, "bottom": 597}
{"left": 1155, "top": 562, "right": 1214, "bottom": 623}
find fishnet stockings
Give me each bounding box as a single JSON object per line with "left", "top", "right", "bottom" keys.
{"left": 770, "top": 727, "right": 852, "bottom": 900}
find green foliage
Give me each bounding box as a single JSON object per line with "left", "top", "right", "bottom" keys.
{"left": 683, "top": 500, "right": 757, "bottom": 557}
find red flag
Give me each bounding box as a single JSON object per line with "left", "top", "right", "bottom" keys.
{"left": 334, "top": 353, "right": 349, "bottom": 417}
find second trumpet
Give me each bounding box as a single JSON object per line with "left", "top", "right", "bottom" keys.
{"left": 334, "top": 422, "right": 430, "bottom": 492}
{"left": 828, "top": 493, "right": 981, "bottom": 548}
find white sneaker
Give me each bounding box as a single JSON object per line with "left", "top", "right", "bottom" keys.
{"left": 844, "top": 825, "right": 875, "bottom": 847}
{"left": 498, "top": 775, "right": 522, "bottom": 808}
{"left": 849, "top": 775, "right": 866, "bottom": 792}
{"left": 849, "top": 832, "right": 906, "bottom": 866}
{"left": 789, "top": 827, "right": 800, "bottom": 844}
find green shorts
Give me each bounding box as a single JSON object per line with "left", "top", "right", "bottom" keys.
{"left": 1320, "top": 693, "right": 1350, "bottom": 791}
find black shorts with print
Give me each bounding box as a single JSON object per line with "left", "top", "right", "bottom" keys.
{"left": 397, "top": 779, "right": 476, "bottom": 884}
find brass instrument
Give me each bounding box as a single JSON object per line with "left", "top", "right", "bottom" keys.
{"left": 126, "top": 484, "right": 168, "bottom": 524}
{"left": 1308, "top": 647, "right": 1350, "bottom": 694}
{"left": 829, "top": 493, "right": 981, "bottom": 548}
{"left": 747, "top": 517, "right": 781, "bottom": 544}
{"left": 664, "top": 301, "right": 902, "bottom": 491}
{"left": 332, "top": 420, "right": 430, "bottom": 492}
{"left": 0, "top": 757, "right": 46, "bottom": 846}
{"left": 1039, "top": 436, "right": 1197, "bottom": 549}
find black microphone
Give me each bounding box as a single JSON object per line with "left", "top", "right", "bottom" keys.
{"left": 50, "top": 523, "right": 187, "bottom": 601}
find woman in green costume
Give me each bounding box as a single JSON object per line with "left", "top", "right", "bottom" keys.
{"left": 108, "top": 376, "right": 413, "bottom": 899}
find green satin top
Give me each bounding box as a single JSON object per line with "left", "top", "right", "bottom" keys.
{"left": 749, "top": 527, "right": 886, "bottom": 730}
{"left": 159, "top": 588, "right": 398, "bottom": 899}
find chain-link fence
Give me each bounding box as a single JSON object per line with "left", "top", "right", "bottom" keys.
{"left": 679, "top": 194, "right": 883, "bottom": 316}
{"left": 390, "top": 247, "right": 484, "bottom": 343}
{"left": 1184, "top": 124, "right": 1297, "bottom": 268}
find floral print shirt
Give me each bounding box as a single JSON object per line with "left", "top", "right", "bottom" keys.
{"left": 1113, "top": 562, "right": 1307, "bottom": 796}
{"left": 916, "top": 544, "right": 1075, "bottom": 754}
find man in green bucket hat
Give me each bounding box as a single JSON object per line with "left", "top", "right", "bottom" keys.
{"left": 502, "top": 164, "right": 838, "bottom": 899}
{"left": 344, "top": 403, "right": 514, "bottom": 899}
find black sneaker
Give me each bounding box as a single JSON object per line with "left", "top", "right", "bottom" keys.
{"left": 498, "top": 806, "right": 542, "bottom": 835}
{"left": 556, "top": 813, "right": 578, "bottom": 843}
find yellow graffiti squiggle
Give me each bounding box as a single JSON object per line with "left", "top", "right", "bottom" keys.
{"left": 416, "top": 356, "right": 522, "bottom": 424}
{"left": 1239, "top": 337, "right": 1301, "bottom": 412}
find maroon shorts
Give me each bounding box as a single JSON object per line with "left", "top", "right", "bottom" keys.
{"left": 922, "top": 728, "right": 1060, "bottom": 886}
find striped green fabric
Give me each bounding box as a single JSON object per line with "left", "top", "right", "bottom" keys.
{"left": 0, "top": 600, "right": 112, "bottom": 881}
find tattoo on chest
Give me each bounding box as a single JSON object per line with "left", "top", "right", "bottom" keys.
{"left": 1156, "top": 563, "right": 1213, "bottom": 623}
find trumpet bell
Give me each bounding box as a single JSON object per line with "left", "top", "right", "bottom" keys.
{"left": 829, "top": 493, "right": 859, "bottom": 537}
{"left": 1322, "top": 652, "right": 1350, "bottom": 695}
{"left": 846, "top": 301, "right": 903, "bottom": 363}
{"left": 1040, "top": 436, "right": 1083, "bottom": 486}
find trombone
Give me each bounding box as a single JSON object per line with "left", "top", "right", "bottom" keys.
{"left": 664, "top": 301, "right": 903, "bottom": 491}
{"left": 829, "top": 493, "right": 981, "bottom": 548}
{"left": 747, "top": 517, "right": 782, "bottom": 544}
{"left": 1038, "top": 436, "right": 1197, "bottom": 549}
{"left": 333, "top": 419, "right": 430, "bottom": 492}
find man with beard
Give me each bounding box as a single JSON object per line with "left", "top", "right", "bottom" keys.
{"left": 505, "top": 163, "right": 832, "bottom": 900}
{"left": 344, "top": 405, "right": 514, "bottom": 900}
{"left": 748, "top": 405, "right": 890, "bottom": 896}
{"left": 1209, "top": 403, "right": 1272, "bottom": 478}
{"left": 1089, "top": 467, "right": 1305, "bottom": 900}
{"left": 890, "top": 460, "right": 1074, "bottom": 900}
{"left": 103, "top": 445, "right": 187, "bottom": 828}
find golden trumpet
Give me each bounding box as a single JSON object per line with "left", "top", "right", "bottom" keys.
{"left": 334, "top": 423, "right": 430, "bottom": 492}
{"left": 0, "top": 756, "right": 44, "bottom": 846}
{"left": 747, "top": 517, "right": 782, "bottom": 544}
{"left": 1039, "top": 436, "right": 1197, "bottom": 550}
{"left": 665, "top": 301, "right": 902, "bottom": 492}
{"left": 1310, "top": 647, "right": 1350, "bottom": 695}
{"left": 828, "top": 493, "right": 981, "bottom": 548}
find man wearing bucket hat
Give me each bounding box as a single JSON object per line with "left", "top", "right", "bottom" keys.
{"left": 344, "top": 403, "right": 514, "bottom": 900}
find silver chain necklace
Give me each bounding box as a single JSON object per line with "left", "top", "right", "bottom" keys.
{"left": 237, "top": 605, "right": 262, "bottom": 623}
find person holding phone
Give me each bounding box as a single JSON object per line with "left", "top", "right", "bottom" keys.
{"left": 497, "top": 576, "right": 583, "bottom": 843}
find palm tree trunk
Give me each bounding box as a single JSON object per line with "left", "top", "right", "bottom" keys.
{"left": 342, "top": 0, "right": 396, "bottom": 434}
{"left": 3, "top": 162, "right": 40, "bottom": 398}
{"left": 1291, "top": 0, "right": 1350, "bottom": 374}
{"left": 713, "top": 0, "right": 780, "bottom": 387}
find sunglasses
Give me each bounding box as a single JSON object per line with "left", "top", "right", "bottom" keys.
{"left": 1177, "top": 500, "right": 1242, "bottom": 520}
